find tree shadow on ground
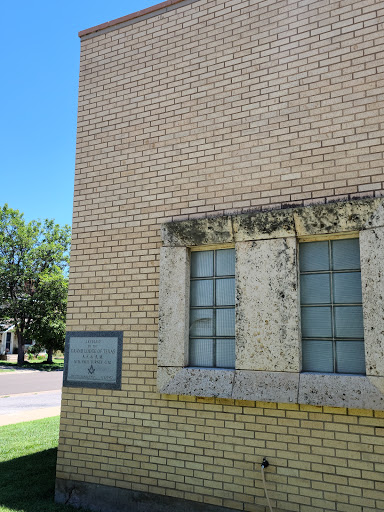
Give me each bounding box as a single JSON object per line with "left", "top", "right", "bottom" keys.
{"left": 0, "top": 448, "right": 87, "bottom": 512}
{"left": 0, "top": 361, "right": 64, "bottom": 372}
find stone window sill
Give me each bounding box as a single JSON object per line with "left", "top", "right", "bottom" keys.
{"left": 158, "top": 367, "right": 384, "bottom": 410}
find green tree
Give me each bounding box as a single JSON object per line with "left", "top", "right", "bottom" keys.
{"left": 26, "top": 272, "right": 68, "bottom": 364}
{"left": 0, "top": 204, "right": 71, "bottom": 365}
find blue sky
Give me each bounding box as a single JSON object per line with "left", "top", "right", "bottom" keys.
{"left": 1, "top": 0, "right": 161, "bottom": 228}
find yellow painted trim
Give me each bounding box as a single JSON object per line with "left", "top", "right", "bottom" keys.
{"left": 189, "top": 243, "right": 235, "bottom": 252}
{"left": 298, "top": 231, "right": 359, "bottom": 243}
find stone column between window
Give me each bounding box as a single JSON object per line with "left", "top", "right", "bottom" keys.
{"left": 233, "top": 238, "right": 301, "bottom": 403}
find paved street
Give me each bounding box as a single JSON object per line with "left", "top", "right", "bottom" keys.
{"left": 0, "top": 370, "right": 63, "bottom": 426}
{"left": 0, "top": 370, "right": 63, "bottom": 396}
{"left": 0, "top": 390, "right": 62, "bottom": 414}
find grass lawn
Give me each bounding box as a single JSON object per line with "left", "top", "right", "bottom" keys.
{"left": 0, "top": 358, "right": 64, "bottom": 372}
{"left": 0, "top": 417, "right": 87, "bottom": 512}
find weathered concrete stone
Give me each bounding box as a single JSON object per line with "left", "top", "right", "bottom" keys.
{"left": 157, "top": 366, "right": 183, "bottom": 392}
{"left": 360, "top": 227, "right": 384, "bottom": 376}
{"left": 363, "top": 197, "right": 384, "bottom": 229}
{"left": 158, "top": 197, "right": 384, "bottom": 407}
{"left": 233, "top": 209, "right": 296, "bottom": 241}
{"left": 232, "top": 371, "right": 299, "bottom": 403}
{"left": 161, "top": 216, "right": 233, "bottom": 247}
{"left": 161, "top": 198, "right": 384, "bottom": 246}
{"left": 158, "top": 247, "right": 189, "bottom": 367}
{"left": 298, "top": 373, "right": 384, "bottom": 410}
{"left": 158, "top": 368, "right": 234, "bottom": 398}
{"left": 236, "top": 238, "right": 300, "bottom": 372}
{"left": 158, "top": 367, "right": 384, "bottom": 409}
{"left": 368, "top": 376, "right": 384, "bottom": 396}
{"left": 294, "top": 198, "right": 383, "bottom": 237}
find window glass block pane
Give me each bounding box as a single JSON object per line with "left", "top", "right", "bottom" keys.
{"left": 334, "top": 306, "right": 364, "bottom": 338}
{"left": 190, "top": 309, "right": 214, "bottom": 337}
{"left": 301, "top": 307, "right": 332, "bottom": 338}
{"left": 302, "top": 340, "right": 334, "bottom": 372}
{"left": 332, "top": 239, "right": 360, "bottom": 270}
{"left": 216, "top": 339, "right": 235, "bottom": 368}
{"left": 300, "top": 274, "right": 331, "bottom": 304}
{"left": 216, "top": 248, "right": 235, "bottom": 276}
{"left": 333, "top": 272, "right": 362, "bottom": 304}
{"left": 191, "top": 251, "right": 213, "bottom": 277}
{"left": 189, "top": 339, "right": 214, "bottom": 367}
{"left": 216, "top": 278, "right": 235, "bottom": 306}
{"left": 299, "top": 241, "right": 329, "bottom": 271}
{"left": 190, "top": 280, "right": 213, "bottom": 307}
{"left": 216, "top": 308, "right": 235, "bottom": 336}
{"left": 336, "top": 340, "right": 366, "bottom": 374}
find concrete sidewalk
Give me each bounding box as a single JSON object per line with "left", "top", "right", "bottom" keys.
{"left": 0, "top": 406, "right": 61, "bottom": 426}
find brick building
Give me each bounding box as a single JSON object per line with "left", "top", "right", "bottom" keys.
{"left": 56, "top": 1, "right": 384, "bottom": 511}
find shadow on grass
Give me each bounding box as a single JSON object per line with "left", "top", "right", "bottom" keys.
{"left": 0, "top": 361, "right": 64, "bottom": 372}
{"left": 0, "top": 448, "right": 87, "bottom": 512}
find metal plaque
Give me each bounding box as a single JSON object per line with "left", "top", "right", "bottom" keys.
{"left": 63, "top": 331, "right": 123, "bottom": 389}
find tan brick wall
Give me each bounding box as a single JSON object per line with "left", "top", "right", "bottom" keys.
{"left": 57, "top": 395, "right": 384, "bottom": 511}
{"left": 58, "top": 0, "right": 384, "bottom": 510}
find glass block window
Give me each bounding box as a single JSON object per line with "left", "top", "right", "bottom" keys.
{"left": 189, "top": 248, "right": 235, "bottom": 368}
{"left": 300, "top": 238, "right": 365, "bottom": 374}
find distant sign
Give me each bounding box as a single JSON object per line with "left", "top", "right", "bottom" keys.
{"left": 63, "top": 331, "right": 123, "bottom": 389}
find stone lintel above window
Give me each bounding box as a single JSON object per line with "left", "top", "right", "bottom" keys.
{"left": 161, "top": 197, "right": 384, "bottom": 247}
{"left": 158, "top": 197, "right": 384, "bottom": 411}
